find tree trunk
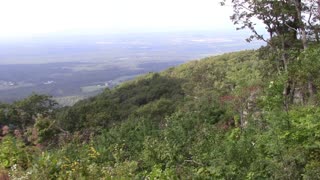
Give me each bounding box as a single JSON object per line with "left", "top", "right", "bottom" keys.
{"left": 294, "top": 0, "right": 308, "bottom": 49}
{"left": 280, "top": 39, "right": 288, "bottom": 72}
{"left": 315, "top": 29, "right": 320, "bottom": 43}
{"left": 318, "top": 0, "right": 320, "bottom": 17}
{"left": 294, "top": 0, "right": 317, "bottom": 102}
{"left": 308, "top": 77, "right": 317, "bottom": 103}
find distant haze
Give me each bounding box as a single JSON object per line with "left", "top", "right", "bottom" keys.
{"left": 0, "top": 31, "right": 260, "bottom": 64}
{"left": 0, "top": 31, "right": 264, "bottom": 103}
{"left": 0, "top": 0, "right": 234, "bottom": 39}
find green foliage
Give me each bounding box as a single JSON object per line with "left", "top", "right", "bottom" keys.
{"left": 57, "top": 73, "right": 184, "bottom": 132}
{"left": 260, "top": 74, "right": 287, "bottom": 111}
{"left": 0, "top": 94, "right": 57, "bottom": 130}
{"left": 3, "top": 49, "right": 320, "bottom": 179}
{"left": 34, "top": 115, "right": 58, "bottom": 144}
{"left": 145, "top": 165, "right": 177, "bottom": 179}
{"left": 0, "top": 136, "right": 30, "bottom": 169}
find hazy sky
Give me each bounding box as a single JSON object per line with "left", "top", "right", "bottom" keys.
{"left": 0, "top": 0, "right": 235, "bottom": 38}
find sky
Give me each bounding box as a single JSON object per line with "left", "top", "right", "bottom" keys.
{"left": 0, "top": 0, "right": 235, "bottom": 39}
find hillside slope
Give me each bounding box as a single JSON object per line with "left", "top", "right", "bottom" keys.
{"left": 1, "top": 49, "right": 320, "bottom": 179}
{"left": 56, "top": 50, "right": 260, "bottom": 132}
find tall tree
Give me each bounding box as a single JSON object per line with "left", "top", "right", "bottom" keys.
{"left": 221, "top": 0, "right": 319, "bottom": 58}
{"left": 221, "top": 0, "right": 320, "bottom": 104}
{"left": 221, "top": 0, "right": 303, "bottom": 71}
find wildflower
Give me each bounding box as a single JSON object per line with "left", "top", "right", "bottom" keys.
{"left": 89, "top": 146, "right": 100, "bottom": 158}
{"left": 11, "top": 164, "right": 17, "bottom": 171}
{"left": 269, "top": 81, "right": 274, "bottom": 88}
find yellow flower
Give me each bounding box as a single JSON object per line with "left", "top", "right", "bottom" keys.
{"left": 88, "top": 146, "right": 100, "bottom": 158}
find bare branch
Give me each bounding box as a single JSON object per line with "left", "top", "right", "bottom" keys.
{"left": 284, "top": 22, "right": 298, "bottom": 32}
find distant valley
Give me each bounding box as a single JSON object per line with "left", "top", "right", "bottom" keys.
{"left": 0, "top": 31, "right": 263, "bottom": 105}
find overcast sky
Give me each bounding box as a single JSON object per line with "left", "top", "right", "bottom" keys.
{"left": 0, "top": 0, "right": 235, "bottom": 38}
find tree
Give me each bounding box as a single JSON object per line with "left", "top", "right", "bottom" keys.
{"left": 221, "top": 0, "right": 320, "bottom": 104}
{"left": 221, "top": 0, "right": 319, "bottom": 67}
{"left": 10, "top": 94, "right": 58, "bottom": 130}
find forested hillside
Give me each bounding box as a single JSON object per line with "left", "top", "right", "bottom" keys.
{"left": 0, "top": 48, "right": 319, "bottom": 179}
{"left": 1, "top": 0, "right": 320, "bottom": 179}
